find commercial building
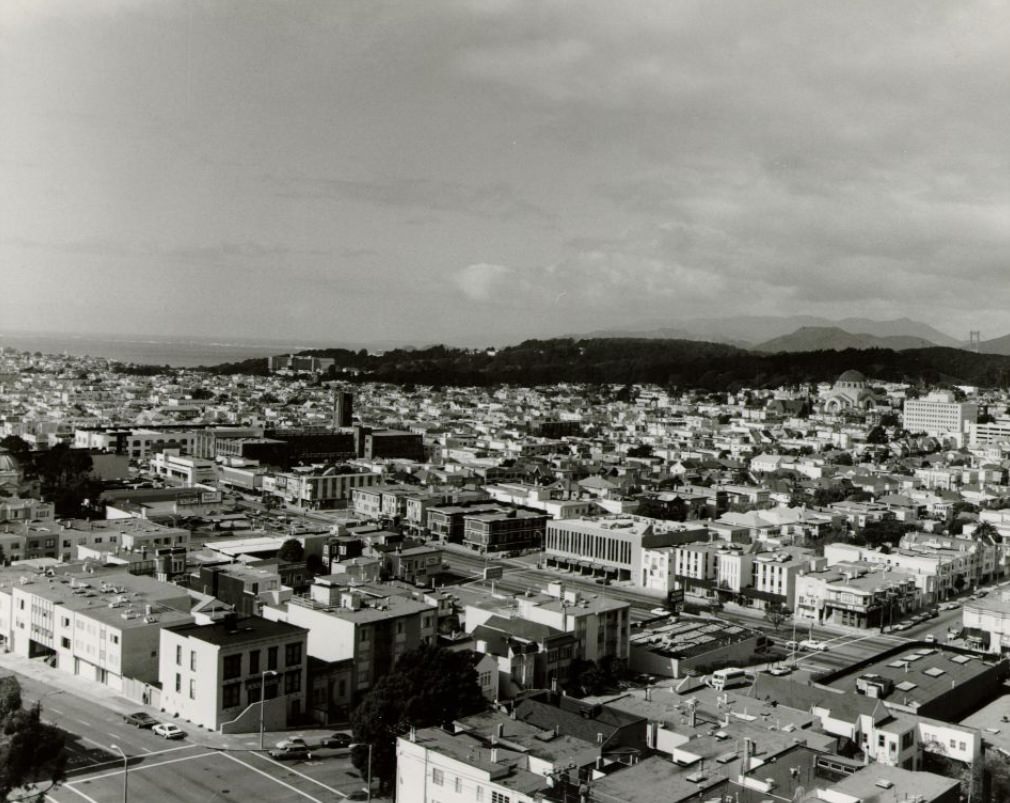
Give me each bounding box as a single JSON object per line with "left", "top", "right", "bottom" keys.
{"left": 159, "top": 614, "right": 309, "bottom": 733}
{"left": 262, "top": 465, "right": 381, "bottom": 509}
{"left": 903, "top": 391, "right": 978, "bottom": 445}
{"left": 544, "top": 516, "right": 707, "bottom": 585}
{"left": 149, "top": 449, "right": 216, "bottom": 486}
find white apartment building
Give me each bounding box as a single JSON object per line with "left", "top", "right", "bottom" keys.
{"left": 752, "top": 548, "right": 825, "bottom": 609}
{"left": 903, "top": 392, "right": 977, "bottom": 445}
{"left": 0, "top": 566, "right": 193, "bottom": 690}
{"left": 159, "top": 615, "right": 308, "bottom": 733}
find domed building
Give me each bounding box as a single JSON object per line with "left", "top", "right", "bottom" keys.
{"left": 0, "top": 448, "right": 23, "bottom": 496}
{"left": 823, "top": 370, "right": 879, "bottom": 414}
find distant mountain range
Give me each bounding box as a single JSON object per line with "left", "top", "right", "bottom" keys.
{"left": 751, "top": 326, "right": 939, "bottom": 354}
{"left": 583, "top": 315, "right": 966, "bottom": 350}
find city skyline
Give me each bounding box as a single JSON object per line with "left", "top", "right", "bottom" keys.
{"left": 2, "top": 1, "right": 1008, "bottom": 344}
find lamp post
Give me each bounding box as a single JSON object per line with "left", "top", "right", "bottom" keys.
{"left": 350, "top": 742, "right": 373, "bottom": 803}
{"left": 110, "top": 744, "right": 128, "bottom": 803}
{"left": 258, "top": 669, "right": 279, "bottom": 751}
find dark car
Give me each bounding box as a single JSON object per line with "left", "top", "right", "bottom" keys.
{"left": 322, "top": 733, "right": 353, "bottom": 749}
{"left": 347, "top": 790, "right": 369, "bottom": 801}
{"left": 124, "top": 712, "right": 158, "bottom": 728}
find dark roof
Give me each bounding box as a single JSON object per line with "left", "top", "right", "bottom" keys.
{"left": 167, "top": 616, "right": 307, "bottom": 647}
{"left": 515, "top": 695, "right": 645, "bottom": 745}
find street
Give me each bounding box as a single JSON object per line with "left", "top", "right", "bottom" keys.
{"left": 9, "top": 674, "right": 371, "bottom": 803}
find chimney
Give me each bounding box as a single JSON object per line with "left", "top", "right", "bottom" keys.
{"left": 409, "top": 726, "right": 416, "bottom": 743}
{"left": 490, "top": 748, "right": 499, "bottom": 764}
{"left": 596, "top": 732, "right": 604, "bottom": 744}
{"left": 496, "top": 723, "right": 504, "bottom": 739}
{"left": 645, "top": 686, "right": 652, "bottom": 702}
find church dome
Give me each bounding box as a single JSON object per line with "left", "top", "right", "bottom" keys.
{"left": 0, "top": 448, "right": 19, "bottom": 474}
{"left": 836, "top": 370, "right": 866, "bottom": 385}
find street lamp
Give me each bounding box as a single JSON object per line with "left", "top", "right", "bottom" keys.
{"left": 258, "top": 669, "right": 280, "bottom": 751}
{"left": 350, "top": 742, "right": 373, "bottom": 803}
{"left": 109, "top": 744, "right": 128, "bottom": 803}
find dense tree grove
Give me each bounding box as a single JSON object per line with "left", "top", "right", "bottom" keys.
{"left": 0, "top": 677, "right": 67, "bottom": 799}
{"left": 192, "top": 339, "right": 1010, "bottom": 390}
{"left": 349, "top": 645, "right": 486, "bottom": 792}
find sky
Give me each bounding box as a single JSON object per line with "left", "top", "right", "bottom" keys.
{"left": 1, "top": 1, "right": 1008, "bottom": 347}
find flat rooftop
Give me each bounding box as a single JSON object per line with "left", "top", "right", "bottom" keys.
{"left": 629, "top": 616, "right": 757, "bottom": 660}
{"left": 823, "top": 644, "right": 994, "bottom": 709}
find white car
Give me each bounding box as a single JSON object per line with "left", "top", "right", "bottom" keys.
{"left": 152, "top": 723, "right": 184, "bottom": 740}
{"left": 799, "top": 639, "right": 828, "bottom": 652}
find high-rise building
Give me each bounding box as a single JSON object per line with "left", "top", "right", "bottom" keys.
{"left": 903, "top": 391, "right": 977, "bottom": 445}
{"left": 333, "top": 391, "right": 353, "bottom": 429}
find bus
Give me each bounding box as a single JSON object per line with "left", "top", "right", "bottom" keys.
{"left": 705, "top": 667, "right": 750, "bottom": 691}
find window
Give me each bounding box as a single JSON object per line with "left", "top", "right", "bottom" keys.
{"left": 111, "top": 634, "right": 119, "bottom": 645}
{"left": 223, "top": 654, "right": 242, "bottom": 680}
{"left": 176, "top": 644, "right": 182, "bottom": 665}
{"left": 476, "top": 787, "right": 484, "bottom": 802}
{"left": 249, "top": 649, "right": 260, "bottom": 675}
{"left": 189, "top": 679, "right": 196, "bottom": 699}
{"left": 285, "top": 642, "right": 302, "bottom": 666}
{"left": 284, "top": 671, "right": 301, "bottom": 693}
{"left": 190, "top": 651, "right": 197, "bottom": 671}
{"left": 491, "top": 792, "right": 510, "bottom": 803}
{"left": 175, "top": 674, "right": 181, "bottom": 693}
{"left": 432, "top": 769, "right": 444, "bottom": 786}
{"left": 222, "top": 683, "right": 241, "bottom": 708}
{"left": 455, "top": 777, "right": 462, "bottom": 793}
{"left": 267, "top": 646, "right": 278, "bottom": 670}
{"left": 61, "top": 637, "right": 70, "bottom": 649}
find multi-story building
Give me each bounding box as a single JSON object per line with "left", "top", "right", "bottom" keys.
{"left": 262, "top": 576, "right": 438, "bottom": 699}
{"left": 0, "top": 565, "right": 193, "bottom": 691}
{"left": 262, "top": 465, "right": 381, "bottom": 509}
{"left": 903, "top": 391, "right": 978, "bottom": 445}
{"left": 159, "top": 614, "right": 308, "bottom": 733}
{"left": 0, "top": 497, "right": 55, "bottom": 525}
{"left": 544, "top": 516, "right": 706, "bottom": 586}
{"left": 472, "top": 614, "right": 578, "bottom": 697}
{"left": 794, "top": 564, "right": 920, "bottom": 628}
{"left": 462, "top": 510, "right": 547, "bottom": 555}
{"left": 751, "top": 548, "right": 825, "bottom": 609}
{"left": 149, "top": 448, "right": 216, "bottom": 486}
{"left": 426, "top": 503, "right": 502, "bottom": 543}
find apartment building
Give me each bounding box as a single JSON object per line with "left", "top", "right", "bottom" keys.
{"left": 159, "top": 614, "right": 308, "bottom": 732}
{"left": 462, "top": 510, "right": 547, "bottom": 555}
{"left": 426, "top": 503, "right": 502, "bottom": 543}
{"left": 0, "top": 565, "right": 193, "bottom": 690}
{"left": 472, "top": 615, "right": 578, "bottom": 697}
{"left": 751, "top": 548, "right": 826, "bottom": 609}
{"left": 263, "top": 576, "right": 437, "bottom": 698}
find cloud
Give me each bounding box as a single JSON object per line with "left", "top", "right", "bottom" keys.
{"left": 454, "top": 263, "right": 516, "bottom": 302}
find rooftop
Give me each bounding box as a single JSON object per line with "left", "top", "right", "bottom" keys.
{"left": 167, "top": 616, "right": 307, "bottom": 647}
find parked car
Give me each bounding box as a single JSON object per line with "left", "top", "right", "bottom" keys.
{"left": 269, "top": 745, "right": 312, "bottom": 761}
{"left": 322, "top": 733, "right": 353, "bottom": 749}
{"left": 152, "top": 723, "right": 185, "bottom": 740}
{"left": 123, "top": 712, "right": 158, "bottom": 729}
{"left": 275, "top": 737, "right": 308, "bottom": 750}
{"left": 784, "top": 640, "right": 799, "bottom": 652}
{"left": 799, "top": 639, "right": 828, "bottom": 652}
{"left": 924, "top": 634, "right": 937, "bottom": 644}
{"left": 891, "top": 623, "right": 910, "bottom": 631}
{"left": 765, "top": 666, "right": 793, "bottom": 676}
{"left": 347, "top": 790, "right": 369, "bottom": 801}
{"left": 650, "top": 607, "right": 669, "bottom": 616}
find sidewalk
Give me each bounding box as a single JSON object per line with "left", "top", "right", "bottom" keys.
{"left": 0, "top": 650, "right": 340, "bottom": 753}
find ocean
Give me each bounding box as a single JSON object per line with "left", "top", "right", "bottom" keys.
{"left": 0, "top": 332, "right": 328, "bottom": 368}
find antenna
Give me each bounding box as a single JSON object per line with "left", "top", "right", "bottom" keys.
{"left": 969, "top": 331, "right": 981, "bottom": 352}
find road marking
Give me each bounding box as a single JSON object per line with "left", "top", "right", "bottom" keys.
{"left": 66, "top": 743, "right": 201, "bottom": 775}
{"left": 68, "top": 750, "right": 211, "bottom": 784}
{"left": 250, "top": 750, "right": 349, "bottom": 797}
{"left": 56, "top": 787, "right": 100, "bottom": 803}
{"left": 221, "top": 752, "right": 327, "bottom": 802}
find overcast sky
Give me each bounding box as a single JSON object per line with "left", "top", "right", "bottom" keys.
{"left": 2, "top": 1, "right": 1008, "bottom": 345}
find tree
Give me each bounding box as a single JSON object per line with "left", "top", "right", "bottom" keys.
{"left": 0, "top": 436, "right": 30, "bottom": 462}
{"left": 764, "top": 602, "right": 792, "bottom": 631}
{"left": 627, "top": 444, "right": 653, "bottom": 459}
{"left": 277, "top": 539, "right": 304, "bottom": 563}
{"left": 865, "top": 426, "right": 889, "bottom": 445}
{"left": 0, "top": 677, "right": 66, "bottom": 799}
{"left": 350, "top": 645, "right": 485, "bottom": 792}
{"left": 305, "top": 553, "right": 326, "bottom": 576}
